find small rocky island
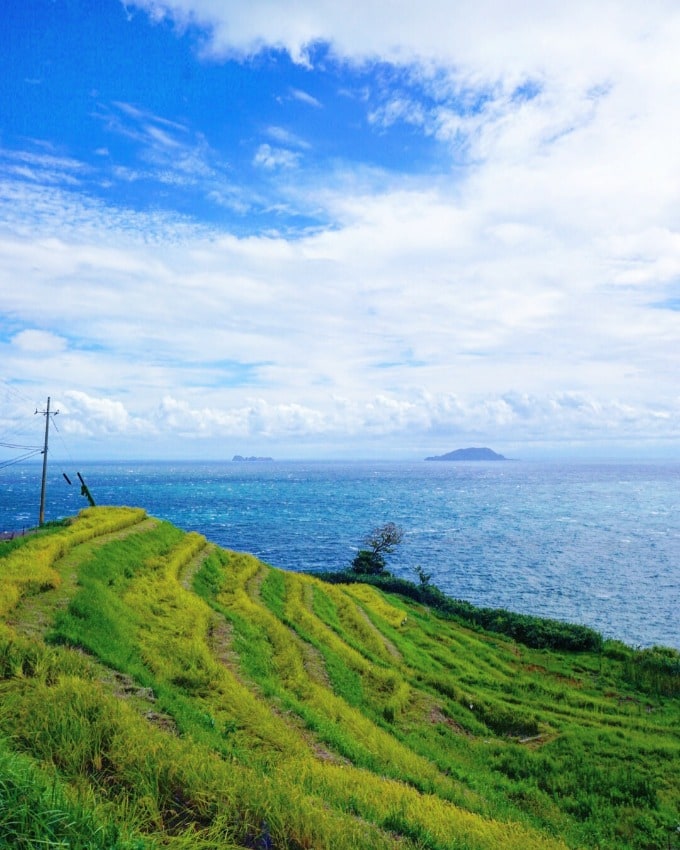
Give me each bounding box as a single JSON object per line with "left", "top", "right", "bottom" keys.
{"left": 425, "top": 447, "right": 507, "bottom": 461}
{"left": 232, "top": 455, "right": 274, "bottom": 462}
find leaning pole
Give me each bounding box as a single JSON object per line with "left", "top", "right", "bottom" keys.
{"left": 38, "top": 396, "right": 51, "bottom": 526}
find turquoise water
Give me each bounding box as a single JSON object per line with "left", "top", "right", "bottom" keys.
{"left": 2, "top": 459, "right": 678, "bottom": 649}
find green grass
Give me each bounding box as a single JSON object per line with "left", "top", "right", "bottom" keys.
{"left": 0, "top": 505, "right": 677, "bottom": 849}
{"left": 0, "top": 738, "right": 150, "bottom": 850}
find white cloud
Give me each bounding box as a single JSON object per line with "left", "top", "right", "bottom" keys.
{"left": 290, "top": 88, "right": 322, "bottom": 108}
{"left": 11, "top": 330, "right": 68, "bottom": 355}
{"left": 59, "top": 391, "right": 155, "bottom": 437}
{"left": 93, "top": 100, "right": 227, "bottom": 187}
{"left": 127, "top": 1, "right": 678, "bottom": 78}
{"left": 112, "top": 101, "right": 189, "bottom": 133}
{"left": 369, "top": 96, "right": 426, "bottom": 130}
{"left": 0, "top": 148, "right": 87, "bottom": 187}
{"left": 253, "top": 143, "right": 301, "bottom": 170}
{"left": 74, "top": 390, "right": 679, "bottom": 452}
{"left": 266, "top": 125, "right": 311, "bottom": 149}
{"left": 0, "top": 149, "right": 86, "bottom": 174}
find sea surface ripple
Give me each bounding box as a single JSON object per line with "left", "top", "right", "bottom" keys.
{"left": 2, "top": 459, "right": 678, "bottom": 649}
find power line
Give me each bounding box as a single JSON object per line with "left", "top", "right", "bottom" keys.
{"left": 0, "top": 377, "right": 37, "bottom": 408}
{"left": 0, "top": 436, "right": 42, "bottom": 472}
{"left": 0, "top": 440, "right": 41, "bottom": 450}
{"left": 0, "top": 380, "right": 43, "bottom": 446}
{"left": 0, "top": 402, "right": 40, "bottom": 469}
{"left": 0, "top": 449, "right": 42, "bottom": 470}
{"left": 0, "top": 392, "right": 43, "bottom": 472}
{"left": 49, "top": 413, "right": 77, "bottom": 469}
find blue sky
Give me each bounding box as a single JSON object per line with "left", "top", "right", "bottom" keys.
{"left": 1, "top": 0, "right": 679, "bottom": 460}
{"left": 1, "top": 3, "right": 444, "bottom": 232}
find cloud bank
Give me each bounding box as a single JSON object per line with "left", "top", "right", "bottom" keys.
{"left": 1, "top": 0, "right": 679, "bottom": 458}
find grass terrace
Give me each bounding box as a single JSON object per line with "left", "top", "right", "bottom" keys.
{"left": 0, "top": 506, "right": 677, "bottom": 848}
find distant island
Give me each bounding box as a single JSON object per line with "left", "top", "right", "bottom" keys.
{"left": 232, "top": 455, "right": 274, "bottom": 462}
{"left": 425, "top": 447, "right": 508, "bottom": 461}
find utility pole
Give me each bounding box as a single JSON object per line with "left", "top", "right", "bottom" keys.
{"left": 38, "top": 396, "right": 55, "bottom": 526}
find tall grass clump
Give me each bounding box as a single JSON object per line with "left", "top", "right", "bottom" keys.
{"left": 623, "top": 645, "right": 680, "bottom": 696}
{"left": 0, "top": 741, "right": 149, "bottom": 850}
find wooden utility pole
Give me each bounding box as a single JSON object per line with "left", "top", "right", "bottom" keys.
{"left": 38, "top": 396, "right": 51, "bottom": 526}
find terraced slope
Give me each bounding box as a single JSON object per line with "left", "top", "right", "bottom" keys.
{"left": 0, "top": 507, "right": 677, "bottom": 849}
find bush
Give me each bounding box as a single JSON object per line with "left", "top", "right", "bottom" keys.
{"left": 351, "top": 549, "right": 386, "bottom": 575}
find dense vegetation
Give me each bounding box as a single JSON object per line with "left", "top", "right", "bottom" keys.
{"left": 0, "top": 506, "right": 678, "bottom": 849}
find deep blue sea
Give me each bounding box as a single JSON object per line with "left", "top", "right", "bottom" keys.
{"left": 1, "top": 460, "right": 678, "bottom": 650}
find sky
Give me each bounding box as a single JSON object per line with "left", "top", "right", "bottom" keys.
{"left": 1, "top": 0, "right": 679, "bottom": 461}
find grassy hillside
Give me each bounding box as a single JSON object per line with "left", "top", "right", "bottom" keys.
{"left": 0, "top": 506, "right": 677, "bottom": 849}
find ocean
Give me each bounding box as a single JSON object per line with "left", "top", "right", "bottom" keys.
{"left": 1, "top": 459, "right": 678, "bottom": 650}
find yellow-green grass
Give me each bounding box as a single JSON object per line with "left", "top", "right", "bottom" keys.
{"left": 0, "top": 507, "right": 146, "bottom": 621}
{"left": 0, "top": 506, "right": 677, "bottom": 849}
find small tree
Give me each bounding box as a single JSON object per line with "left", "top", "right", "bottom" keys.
{"left": 351, "top": 522, "right": 404, "bottom": 575}
{"left": 414, "top": 565, "right": 432, "bottom": 588}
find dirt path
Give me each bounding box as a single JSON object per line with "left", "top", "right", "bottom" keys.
{"left": 351, "top": 596, "right": 403, "bottom": 662}
{"left": 6, "top": 517, "right": 159, "bottom": 642}
{"left": 178, "top": 541, "right": 214, "bottom": 591}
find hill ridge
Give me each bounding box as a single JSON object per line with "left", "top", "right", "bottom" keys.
{"left": 0, "top": 506, "right": 677, "bottom": 849}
